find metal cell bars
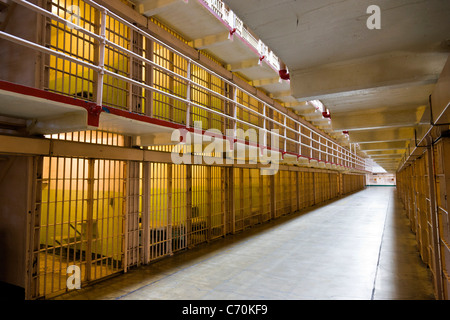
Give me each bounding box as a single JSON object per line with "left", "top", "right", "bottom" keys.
{"left": 128, "top": 29, "right": 146, "bottom": 114}
{"left": 273, "top": 171, "right": 283, "bottom": 218}
{"left": 277, "top": 170, "right": 292, "bottom": 217}
{"left": 102, "top": 13, "right": 130, "bottom": 109}
{"left": 210, "top": 166, "right": 226, "bottom": 239}
{"left": 285, "top": 118, "right": 299, "bottom": 155}
{"left": 413, "top": 156, "right": 430, "bottom": 265}
{"left": 341, "top": 174, "right": 364, "bottom": 195}
{"left": 260, "top": 174, "right": 272, "bottom": 223}
{"left": 190, "top": 165, "right": 209, "bottom": 246}
{"left": 235, "top": 90, "right": 262, "bottom": 145}
{"left": 191, "top": 65, "right": 225, "bottom": 132}
{"left": 90, "top": 159, "right": 125, "bottom": 281}
{"left": 147, "top": 162, "right": 170, "bottom": 261}
{"left": 330, "top": 172, "right": 339, "bottom": 200}
{"left": 172, "top": 164, "right": 188, "bottom": 252}
{"left": 397, "top": 148, "right": 446, "bottom": 300}
{"left": 314, "top": 172, "right": 326, "bottom": 204}
{"left": 152, "top": 42, "right": 188, "bottom": 124}
{"left": 290, "top": 171, "right": 299, "bottom": 213}
{"left": 267, "top": 108, "right": 284, "bottom": 151}
{"left": 233, "top": 168, "right": 244, "bottom": 232}
{"left": 44, "top": 0, "right": 96, "bottom": 100}
{"left": 434, "top": 140, "right": 450, "bottom": 299}
{"left": 125, "top": 161, "right": 143, "bottom": 269}
{"left": 233, "top": 168, "right": 264, "bottom": 232}
{"left": 243, "top": 168, "right": 263, "bottom": 228}
{"left": 296, "top": 171, "right": 306, "bottom": 210}
{"left": 241, "top": 168, "right": 252, "bottom": 229}
{"left": 303, "top": 172, "right": 315, "bottom": 207}
{"left": 46, "top": 130, "right": 126, "bottom": 146}
{"left": 38, "top": 156, "right": 90, "bottom": 298}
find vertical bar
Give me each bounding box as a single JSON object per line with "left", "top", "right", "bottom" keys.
{"left": 50, "top": 157, "right": 59, "bottom": 294}
{"left": 186, "top": 61, "right": 191, "bottom": 127}
{"left": 233, "top": 88, "right": 237, "bottom": 138}
{"left": 313, "top": 172, "right": 317, "bottom": 205}
{"left": 230, "top": 167, "right": 235, "bottom": 234}
{"left": 270, "top": 174, "right": 275, "bottom": 220}
{"left": 85, "top": 158, "right": 95, "bottom": 282}
{"left": 123, "top": 161, "right": 130, "bottom": 272}
{"left": 259, "top": 168, "right": 264, "bottom": 223}
{"left": 141, "top": 162, "right": 150, "bottom": 264}
{"left": 283, "top": 116, "right": 287, "bottom": 154}
{"left": 207, "top": 166, "right": 212, "bottom": 241}
{"left": 186, "top": 164, "right": 192, "bottom": 247}
{"left": 239, "top": 168, "right": 244, "bottom": 230}
{"left": 95, "top": 9, "right": 107, "bottom": 106}
{"left": 167, "top": 164, "right": 173, "bottom": 255}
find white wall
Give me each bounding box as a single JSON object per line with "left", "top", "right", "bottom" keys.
{"left": 366, "top": 173, "right": 396, "bottom": 186}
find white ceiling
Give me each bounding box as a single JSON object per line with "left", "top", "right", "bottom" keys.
{"left": 223, "top": 0, "right": 450, "bottom": 171}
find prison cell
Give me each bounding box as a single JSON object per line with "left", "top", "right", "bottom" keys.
{"left": 125, "top": 161, "right": 142, "bottom": 269}
{"left": 241, "top": 168, "right": 252, "bottom": 229}
{"left": 38, "top": 156, "right": 89, "bottom": 298}
{"left": 210, "top": 166, "right": 226, "bottom": 239}
{"left": 90, "top": 159, "right": 125, "bottom": 280}
{"left": 260, "top": 173, "right": 272, "bottom": 223}
{"left": 147, "top": 162, "right": 170, "bottom": 261}
{"left": 247, "top": 168, "right": 261, "bottom": 228}
{"left": 233, "top": 167, "right": 244, "bottom": 232}
{"left": 191, "top": 165, "right": 209, "bottom": 245}
{"left": 304, "top": 172, "right": 314, "bottom": 208}
{"left": 171, "top": 164, "right": 188, "bottom": 251}
{"left": 35, "top": 155, "right": 126, "bottom": 298}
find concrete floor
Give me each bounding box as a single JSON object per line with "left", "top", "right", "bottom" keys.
{"left": 55, "top": 186, "right": 435, "bottom": 300}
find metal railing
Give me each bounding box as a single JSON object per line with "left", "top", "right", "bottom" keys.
{"left": 0, "top": 0, "right": 369, "bottom": 172}
{"left": 200, "top": 0, "right": 281, "bottom": 71}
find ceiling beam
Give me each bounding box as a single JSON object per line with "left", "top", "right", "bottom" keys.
{"left": 348, "top": 127, "right": 415, "bottom": 143}
{"left": 226, "top": 59, "right": 260, "bottom": 72}
{"left": 190, "top": 31, "right": 233, "bottom": 50}
{"left": 250, "top": 77, "right": 282, "bottom": 87}
{"left": 358, "top": 140, "right": 408, "bottom": 151}
{"left": 330, "top": 106, "right": 426, "bottom": 131}
{"left": 290, "top": 52, "right": 447, "bottom": 101}
{"left": 365, "top": 149, "right": 405, "bottom": 156}
{"left": 138, "top": 0, "right": 186, "bottom": 16}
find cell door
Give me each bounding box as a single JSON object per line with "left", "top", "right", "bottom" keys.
{"left": 33, "top": 156, "right": 126, "bottom": 299}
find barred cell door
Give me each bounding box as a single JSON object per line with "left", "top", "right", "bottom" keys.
{"left": 31, "top": 156, "right": 127, "bottom": 299}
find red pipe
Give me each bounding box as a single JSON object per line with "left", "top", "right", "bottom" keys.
{"left": 279, "top": 69, "right": 290, "bottom": 80}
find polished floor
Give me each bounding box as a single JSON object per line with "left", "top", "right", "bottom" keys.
{"left": 55, "top": 186, "right": 435, "bottom": 300}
